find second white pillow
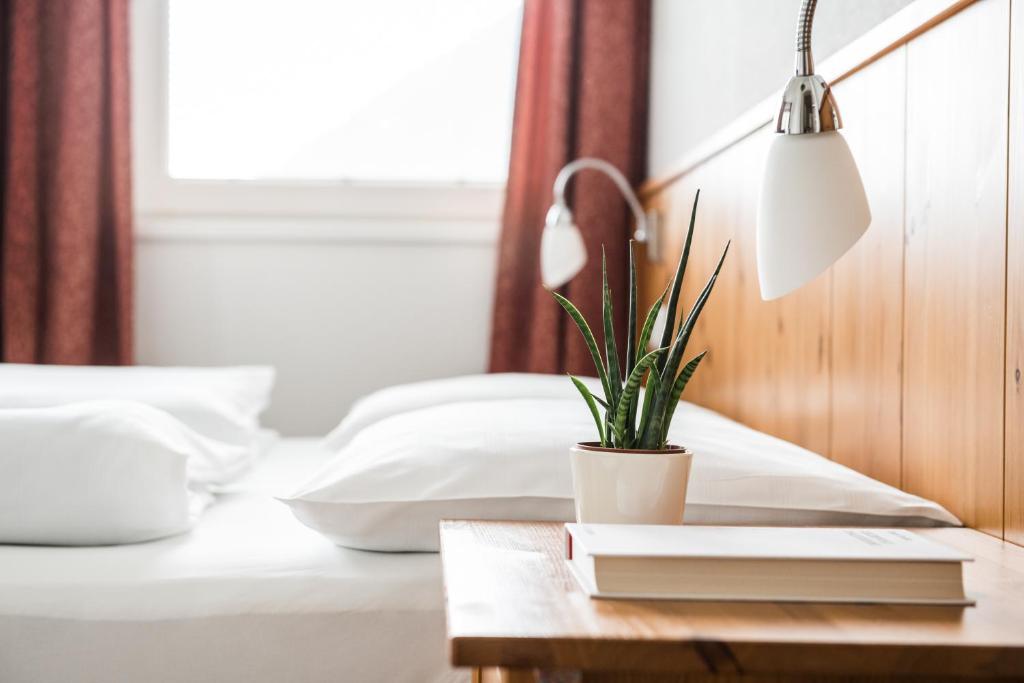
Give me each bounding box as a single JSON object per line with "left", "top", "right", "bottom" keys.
{"left": 284, "top": 397, "right": 960, "bottom": 552}
{"left": 322, "top": 373, "right": 602, "bottom": 451}
{"left": 0, "top": 401, "right": 216, "bottom": 546}
{"left": 0, "top": 364, "right": 276, "bottom": 483}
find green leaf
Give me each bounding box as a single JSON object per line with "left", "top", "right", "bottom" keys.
{"left": 625, "top": 243, "right": 639, "bottom": 444}
{"left": 645, "top": 241, "right": 729, "bottom": 448}
{"left": 626, "top": 381, "right": 640, "bottom": 446}
{"left": 550, "top": 290, "right": 612, "bottom": 405}
{"left": 601, "top": 248, "right": 622, "bottom": 410}
{"left": 636, "top": 283, "right": 669, "bottom": 363}
{"left": 636, "top": 367, "right": 662, "bottom": 446}
{"left": 613, "top": 348, "right": 666, "bottom": 446}
{"left": 657, "top": 189, "right": 700, "bottom": 370}
{"left": 659, "top": 242, "right": 729, "bottom": 392}
{"left": 569, "top": 375, "right": 607, "bottom": 447}
{"left": 625, "top": 242, "right": 638, "bottom": 379}
{"left": 660, "top": 350, "right": 708, "bottom": 446}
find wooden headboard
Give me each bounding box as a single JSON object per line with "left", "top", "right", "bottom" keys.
{"left": 638, "top": 0, "right": 1022, "bottom": 545}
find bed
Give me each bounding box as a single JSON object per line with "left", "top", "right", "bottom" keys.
{"left": 0, "top": 440, "right": 463, "bottom": 683}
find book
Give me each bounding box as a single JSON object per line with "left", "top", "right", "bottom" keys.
{"left": 565, "top": 523, "right": 974, "bottom": 605}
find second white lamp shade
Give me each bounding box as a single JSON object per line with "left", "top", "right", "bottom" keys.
{"left": 756, "top": 130, "right": 871, "bottom": 300}
{"left": 540, "top": 204, "right": 587, "bottom": 289}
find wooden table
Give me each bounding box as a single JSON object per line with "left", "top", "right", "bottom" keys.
{"left": 439, "top": 521, "right": 1024, "bottom": 683}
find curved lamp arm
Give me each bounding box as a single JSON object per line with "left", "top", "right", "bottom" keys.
{"left": 551, "top": 157, "right": 650, "bottom": 244}
{"left": 540, "top": 157, "right": 660, "bottom": 288}
{"left": 795, "top": 0, "right": 817, "bottom": 76}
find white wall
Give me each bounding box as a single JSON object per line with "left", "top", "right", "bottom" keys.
{"left": 135, "top": 221, "right": 497, "bottom": 436}
{"left": 131, "top": 0, "right": 501, "bottom": 437}
{"left": 648, "top": 0, "right": 914, "bottom": 177}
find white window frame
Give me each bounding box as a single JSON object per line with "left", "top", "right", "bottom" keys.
{"left": 131, "top": 0, "right": 509, "bottom": 232}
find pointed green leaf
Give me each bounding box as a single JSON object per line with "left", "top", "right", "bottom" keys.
{"left": 657, "top": 189, "right": 700, "bottom": 370}
{"left": 660, "top": 350, "right": 708, "bottom": 445}
{"left": 626, "top": 378, "right": 640, "bottom": 446}
{"left": 646, "top": 242, "right": 729, "bottom": 448}
{"left": 636, "top": 283, "right": 669, "bottom": 363}
{"left": 569, "top": 375, "right": 607, "bottom": 447}
{"left": 550, "top": 291, "right": 612, "bottom": 403}
{"left": 601, "top": 248, "right": 622, "bottom": 409}
{"left": 659, "top": 242, "right": 729, "bottom": 393}
{"left": 636, "top": 368, "right": 662, "bottom": 446}
{"left": 613, "top": 348, "right": 666, "bottom": 445}
{"left": 624, "top": 243, "right": 639, "bottom": 445}
{"left": 625, "top": 242, "right": 638, "bottom": 379}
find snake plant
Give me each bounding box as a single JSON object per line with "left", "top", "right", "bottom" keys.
{"left": 551, "top": 191, "right": 729, "bottom": 450}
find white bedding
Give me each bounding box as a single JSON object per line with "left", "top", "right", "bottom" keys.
{"left": 0, "top": 440, "right": 462, "bottom": 683}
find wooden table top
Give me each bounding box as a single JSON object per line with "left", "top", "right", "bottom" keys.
{"left": 439, "top": 521, "right": 1024, "bottom": 679}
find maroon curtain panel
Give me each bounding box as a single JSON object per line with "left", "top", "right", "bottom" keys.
{"left": 489, "top": 0, "right": 650, "bottom": 375}
{"left": 0, "top": 0, "right": 133, "bottom": 365}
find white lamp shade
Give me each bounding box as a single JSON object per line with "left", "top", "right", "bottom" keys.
{"left": 756, "top": 130, "right": 870, "bottom": 300}
{"left": 540, "top": 213, "right": 587, "bottom": 289}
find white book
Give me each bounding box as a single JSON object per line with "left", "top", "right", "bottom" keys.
{"left": 565, "top": 524, "right": 973, "bottom": 605}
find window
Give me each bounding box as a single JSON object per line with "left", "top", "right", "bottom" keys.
{"left": 133, "top": 0, "right": 522, "bottom": 221}
{"left": 167, "top": 0, "right": 521, "bottom": 184}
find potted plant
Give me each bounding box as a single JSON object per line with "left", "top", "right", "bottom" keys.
{"left": 551, "top": 192, "right": 728, "bottom": 525}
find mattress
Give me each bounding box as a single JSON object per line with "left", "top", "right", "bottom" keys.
{"left": 0, "top": 439, "right": 465, "bottom": 683}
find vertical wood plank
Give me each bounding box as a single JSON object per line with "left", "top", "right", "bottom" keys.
{"left": 828, "top": 49, "right": 907, "bottom": 487}
{"left": 903, "top": 0, "right": 1009, "bottom": 534}
{"left": 671, "top": 128, "right": 832, "bottom": 456}
{"left": 1005, "top": 0, "right": 1024, "bottom": 547}
{"left": 635, "top": 173, "right": 695, "bottom": 324}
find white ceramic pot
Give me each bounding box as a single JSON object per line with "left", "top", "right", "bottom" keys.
{"left": 569, "top": 442, "right": 693, "bottom": 524}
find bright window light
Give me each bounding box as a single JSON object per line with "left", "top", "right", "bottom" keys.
{"left": 167, "top": 0, "right": 522, "bottom": 183}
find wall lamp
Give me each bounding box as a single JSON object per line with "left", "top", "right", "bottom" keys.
{"left": 541, "top": 157, "right": 659, "bottom": 289}
{"left": 757, "top": 0, "right": 871, "bottom": 300}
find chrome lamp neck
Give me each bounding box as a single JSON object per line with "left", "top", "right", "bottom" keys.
{"left": 775, "top": 0, "right": 842, "bottom": 135}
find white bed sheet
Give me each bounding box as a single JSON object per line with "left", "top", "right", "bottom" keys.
{"left": 0, "top": 439, "right": 464, "bottom": 683}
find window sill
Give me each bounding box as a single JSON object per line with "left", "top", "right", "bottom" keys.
{"left": 135, "top": 214, "right": 501, "bottom": 246}
{"left": 135, "top": 178, "right": 506, "bottom": 220}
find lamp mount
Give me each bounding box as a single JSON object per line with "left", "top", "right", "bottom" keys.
{"left": 551, "top": 157, "right": 660, "bottom": 262}
{"left": 775, "top": 0, "right": 842, "bottom": 135}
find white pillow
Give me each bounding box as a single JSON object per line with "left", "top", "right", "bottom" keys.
{"left": 0, "top": 401, "right": 215, "bottom": 545}
{"left": 284, "top": 398, "right": 960, "bottom": 552}
{"left": 0, "top": 364, "right": 276, "bottom": 483}
{"left": 322, "top": 373, "right": 602, "bottom": 450}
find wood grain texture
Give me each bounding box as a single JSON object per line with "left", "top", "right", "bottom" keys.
{"left": 442, "top": 521, "right": 1024, "bottom": 679}
{"left": 640, "top": 0, "right": 980, "bottom": 198}
{"left": 1006, "top": 0, "right": 1024, "bottom": 547}
{"left": 637, "top": 0, "right": 1017, "bottom": 541}
{"left": 646, "top": 128, "right": 831, "bottom": 456}
{"left": 901, "top": 0, "right": 1009, "bottom": 535}
{"left": 827, "top": 50, "right": 907, "bottom": 488}
{"left": 484, "top": 671, "right": 1024, "bottom": 683}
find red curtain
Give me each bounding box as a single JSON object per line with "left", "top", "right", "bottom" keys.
{"left": 489, "top": 0, "right": 650, "bottom": 375}
{"left": 0, "top": 0, "right": 133, "bottom": 365}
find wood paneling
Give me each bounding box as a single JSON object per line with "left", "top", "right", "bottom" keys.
{"left": 638, "top": 0, "right": 1018, "bottom": 540}
{"left": 640, "top": 0, "right": 981, "bottom": 199}
{"left": 1006, "top": 0, "right": 1024, "bottom": 547}
{"left": 488, "top": 674, "right": 1024, "bottom": 683}
{"left": 902, "top": 0, "right": 1009, "bottom": 535}
{"left": 827, "top": 49, "right": 907, "bottom": 488}
{"left": 646, "top": 129, "right": 831, "bottom": 456}
{"left": 443, "top": 521, "right": 1024, "bottom": 679}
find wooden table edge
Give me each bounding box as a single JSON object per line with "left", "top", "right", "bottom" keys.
{"left": 440, "top": 521, "right": 1024, "bottom": 680}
